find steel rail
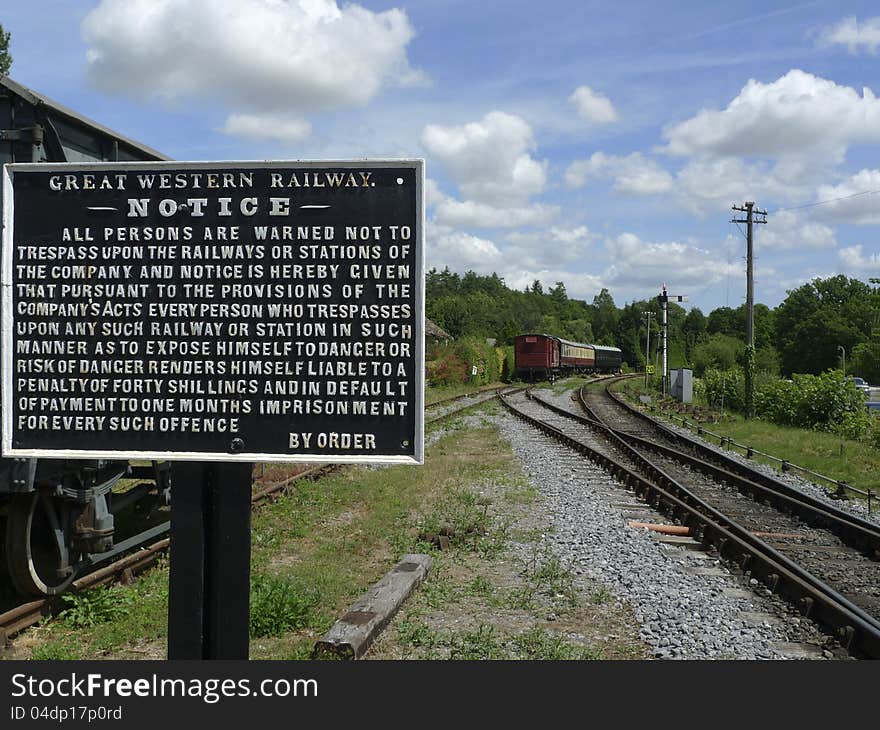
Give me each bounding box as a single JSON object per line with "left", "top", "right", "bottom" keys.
{"left": 425, "top": 386, "right": 524, "bottom": 427}
{"left": 598, "top": 384, "right": 880, "bottom": 541}
{"left": 501, "top": 390, "right": 880, "bottom": 658}
{"left": 565, "top": 389, "right": 880, "bottom": 637}
{"left": 425, "top": 383, "right": 512, "bottom": 409}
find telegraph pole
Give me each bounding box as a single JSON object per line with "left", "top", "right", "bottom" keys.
{"left": 731, "top": 202, "right": 767, "bottom": 418}
{"left": 643, "top": 310, "right": 653, "bottom": 387}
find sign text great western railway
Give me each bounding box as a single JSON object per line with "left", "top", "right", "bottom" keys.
{"left": 1, "top": 160, "right": 425, "bottom": 463}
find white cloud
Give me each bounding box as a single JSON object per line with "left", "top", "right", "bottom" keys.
{"left": 661, "top": 69, "right": 880, "bottom": 166}
{"left": 433, "top": 198, "right": 558, "bottom": 229}
{"left": 838, "top": 244, "right": 880, "bottom": 271}
{"left": 755, "top": 210, "right": 836, "bottom": 251}
{"left": 565, "top": 152, "right": 673, "bottom": 195}
{"left": 420, "top": 111, "right": 547, "bottom": 205}
{"left": 428, "top": 225, "right": 504, "bottom": 274}
{"left": 821, "top": 16, "right": 880, "bottom": 55}
{"left": 502, "top": 268, "right": 606, "bottom": 301}
{"left": 82, "top": 0, "right": 424, "bottom": 139}
{"left": 603, "top": 232, "right": 739, "bottom": 289}
{"left": 222, "top": 114, "right": 311, "bottom": 143}
{"left": 505, "top": 226, "right": 597, "bottom": 268}
{"left": 569, "top": 86, "right": 618, "bottom": 124}
{"left": 424, "top": 178, "right": 447, "bottom": 207}
{"left": 674, "top": 157, "right": 808, "bottom": 215}
{"left": 813, "top": 169, "right": 880, "bottom": 224}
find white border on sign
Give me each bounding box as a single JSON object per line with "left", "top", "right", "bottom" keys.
{"left": 1, "top": 159, "right": 425, "bottom": 465}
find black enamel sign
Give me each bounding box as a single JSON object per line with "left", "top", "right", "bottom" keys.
{"left": 2, "top": 160, "right": 424, "bottom": 463}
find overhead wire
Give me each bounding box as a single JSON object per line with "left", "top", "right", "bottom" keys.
{"left": 771, "top": 188, "right": 880, "bottom": 214}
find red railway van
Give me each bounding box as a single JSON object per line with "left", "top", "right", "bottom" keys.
{"left": 514, "top": 334, "right": 560, "bottom": 379}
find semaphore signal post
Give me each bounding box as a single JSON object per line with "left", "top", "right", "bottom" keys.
{"left": 1, "top": 159, "right": 425, "bottom": 658}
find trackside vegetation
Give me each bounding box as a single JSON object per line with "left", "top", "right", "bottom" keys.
{"left": 11, "top": 412, "right": 645, "bottom": 661}
{"left": 426, "top": 269, "right": 880, "bottom": 383}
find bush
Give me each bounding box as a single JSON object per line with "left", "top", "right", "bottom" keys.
{"left": 427, "top": 337, "right": 501, "bottom": 387}
{"left": 753, "top": 369, "right": 870, "bottom": 435}
{"left": 703, "top": 368, "right": 870, "bottom": 438}
{"left": 753, "top": 377, "right": 799, "bottom": 425}
{"left": 702, "top": 367, "right": 745, "bottom": 412}
{"left": 691, "top": 334, "right": 744, "bottom": 376}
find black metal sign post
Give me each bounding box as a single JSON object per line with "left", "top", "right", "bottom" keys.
{"left": 168, "top": 461, "right": 253, "bottom": 660}
{"left": 1, "top": 159, "right": 424, "bottom": 661}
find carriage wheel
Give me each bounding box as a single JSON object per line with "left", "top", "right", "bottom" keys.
{"left": 5, "top": 492, "right": 77, "bottom": 596}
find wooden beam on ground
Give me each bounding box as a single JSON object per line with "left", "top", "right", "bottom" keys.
{"left": 313, "top": 554, "right": 432, "bottom": 660}
{"left": 627, "top": 521, "right": 692, "bottom": 536}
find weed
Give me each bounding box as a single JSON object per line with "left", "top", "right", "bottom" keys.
{"left": 420, "top": 568, "right": 455, "bottom": 609}
{"left": 60, "top": 586, "right": 132, "bottom": 629}
{"left": 397, "top": 619, "right": 439, "bottom": 649}
{"left": 465, "top": 574, "right": 494, "bottom": 598}
{"left": 448, "top": 625, "right": 508, "bottom": 660}
{"left": 512, "top": 627, "right": 596, "bottom": 660}
{"left": 249, "top": 574, "right": 319, "bottom": 638}
{"left": 476, "top": 517, "right": 511, "bottom": 559}
{"left": 503, "top": 482, "right": 538, "bottom": 504}
{"left": 511, "top": 547, "right": 579, "bottom": 613}
{"left": 591, "top": 586, "right": 613, "bottom": 604}
{"left": 416, "top": 487, "right": 493, "bottom": 550}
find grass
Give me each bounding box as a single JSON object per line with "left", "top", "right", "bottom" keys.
{"left": 448, "top": 625, "right": 508, "bottom": 660}
{"left": 689, "top": 417, "right": 880, "bottom": 496}
{"left": 396, "top": 619, "right": 440, "bottom": 651}
{"left": 612, "top": 379, "right": 880, "bottom": 499}
{"left": 17, "top": 416, "right": 523, "bottom": 660}
{"left": 533, "top": 376, "right": 594, "bottom": 396}
{"left": 512, "top": 627, "right": 604, "bottom": 660}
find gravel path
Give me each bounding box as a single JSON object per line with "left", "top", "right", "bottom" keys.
{"left": 494, "top": 388, "right": 843, "bottom": 660}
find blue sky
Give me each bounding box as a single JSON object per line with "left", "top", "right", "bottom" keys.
{"left": 4, "top": 0, "right": 880, "bottom": 313}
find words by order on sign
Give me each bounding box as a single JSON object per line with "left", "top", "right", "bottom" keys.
{"left": 1, "top": 160, "right": 425, "bottom": 464}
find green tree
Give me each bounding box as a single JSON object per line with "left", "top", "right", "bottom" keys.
{"left": 591, "top": 288, "right": 619, "bottom": 344}
{"left": 549, "top": 281, "right": 568, "bottom": 306}
{"left": 774, "top": 276, "right": 872, "bottom": 375}
{"left": 0, "top": 24, "right": 11, "bottom": 77}
{"left": 707, "top": 306, "right": 737, "bottom": 337}
{"left": 852, "top": 338, "right": 880, "bottom": 383}
{"left": 690, "top": 333, "right": 744, "bottom": 376}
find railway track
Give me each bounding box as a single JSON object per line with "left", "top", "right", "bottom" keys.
{"left": 0, "top": 464, "right": 341, "bottom": 647}
{"left": 0, "top": 386, "right": 521, "bottom": 647}
{"left": 501, "top": 384, "right": 880, "bottom": 658}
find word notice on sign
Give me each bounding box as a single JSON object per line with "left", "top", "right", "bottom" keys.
{"left": 1, "top": 160, "right": 424, "bottom": 463}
